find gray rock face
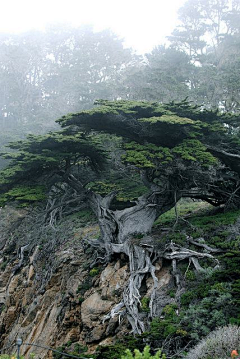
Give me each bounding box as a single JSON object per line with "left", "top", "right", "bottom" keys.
{"left": 0, "top": 206, "right": 172, "bottom": 358}
{"left": 81, "top": 292, "right": 114, "bottom": 327}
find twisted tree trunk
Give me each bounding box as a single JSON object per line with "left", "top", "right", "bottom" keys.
{"left": 82, "top": 188, "right": 179, "bottom": 333}
{"left": 62, "top": 173, "right": 219, "bottom": 334}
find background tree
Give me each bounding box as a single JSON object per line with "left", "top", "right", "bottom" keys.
{"left": 122, "top": 46, "right": 193, "bottom": 103}
{"left": 168, "top": 0, "right": 229, "bottom": 59}
{"left": 0, "top": 26, "right": 134, "bottom": 169}
{"left": 168, "top": 0, "right": 240, "bottom": 110}
{"left": 1, "top": 0, "right": 240, "bottom": 172}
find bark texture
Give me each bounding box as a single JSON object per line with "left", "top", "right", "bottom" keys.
{"left": 53, "top": 173, "right": 220, "bottom": 334}
{"left": 77, "top": 187, "right": 218, "bottom": 333}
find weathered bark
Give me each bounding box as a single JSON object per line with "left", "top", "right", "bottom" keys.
{"left": 161, "top": 241, "right": 220, "bottom": 301}
{"left": 59, "top": 173, "right": 220, "bottom": 334}
{"left": 163, "top": 242, "right": 217, "bottom": 263}
{"left": 101, "top": 239, "right": 159, "bottom": 334}
{"left": 78, "top": 188, "right": 181, "bottom": 333}
{"left": 186, "top": 236, "right": 222, "bottom": 253}
{"left": 6, "top": 243, "right": 30, "bottom": 296}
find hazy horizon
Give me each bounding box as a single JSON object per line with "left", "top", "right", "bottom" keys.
{"left": 0, "top": 0, "right": 186, "bottom": 53}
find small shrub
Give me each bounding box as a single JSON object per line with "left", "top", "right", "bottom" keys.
{"left": 53, "top": 346, "right": 66, "bottom": 359}
{"left": 149, "top": 316, "right": 179, "bottom": 339}
{"left": 96, "top": 343, "right": 128, "bottom": 359}
{"left": 140, "top": 297, "right": 150, "bottom": 313}
{"left": 185, "top": 270, "right": 196, "bottom": 281}
{"left": 185, "top": 325, "right": 240, "bottom": 359}
{"left": 121, "top": 345, "right": 166, "bottom": 359}
{"left": 74, "top": 343, "right": 88, "bottom": 353}
{"left": 182, "top": 288, "right": 233, "bottom": 341}
{"left": 167, "top": 289, "right": 176, "bottom": 298}
{"left": 162, "top": 304, "right": 178, "bottom": 320}
{"left": 89, "top": 268, "right": 99, "bottom": 277}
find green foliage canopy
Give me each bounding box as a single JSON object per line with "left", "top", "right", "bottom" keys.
{"left": 0, "top": 99, "right": 239, "bottom": 208}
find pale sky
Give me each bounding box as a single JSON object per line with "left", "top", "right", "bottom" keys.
{"left": 0, "top": 0, "right": 186, "bottom": 53}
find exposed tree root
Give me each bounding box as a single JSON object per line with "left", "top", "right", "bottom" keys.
{"left": 87, "top": 235, "right": 220, "bottom": 334}
{"left": 6, "top": 243, "right": 30, "bottom": 295}
{"left": 163, "top": 241, "right": 219, "bottom": 267}
{"left": 162, "top": 241, "right": 220, "bottom": 300}
{"left": 92, "top": 238, "right": 159, "bottom": 334}
{"left": 43, "top": 179, "right": 222, "bottom": 334}
{"left": 186, "top": 235, "right": 223, "bottom": 253}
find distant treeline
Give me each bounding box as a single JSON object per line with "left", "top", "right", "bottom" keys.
{"left": 0, "top": 0, "right": 239, "bottom": 168}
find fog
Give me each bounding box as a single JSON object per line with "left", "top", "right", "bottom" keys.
{"left": 0, "top": 0, "right": 239, "bottom": 169}
{"left": 0, "top": 0, "right": 186, "bottom": 53}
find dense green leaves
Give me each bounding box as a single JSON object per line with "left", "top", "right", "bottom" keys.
{"left": 122, "top": 142, "right": 173, "bottom": 168}
{"left": 0, "top": 98, "right": 239, "bottom": 210}
{"left": 0, "top": 185, "right": 46, "bottom": 207}
{"left": 173, "top": 140, "right": 217, "bottom": 165}
{"left": 58, "top": 99, "right": 219, "bottom": 148}
{"left": 0, "top": 131, "right": 106, "bottom": 194}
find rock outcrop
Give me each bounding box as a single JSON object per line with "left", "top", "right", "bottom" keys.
{"left": 0, "top": 206, "right": 172, "bottom": 358}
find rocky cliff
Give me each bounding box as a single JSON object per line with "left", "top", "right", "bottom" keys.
{"left": 0, "top": 205, "right": 173, "bottom": 358}
{"left": 1, "top": 203, "right": 239, "bottom": 359}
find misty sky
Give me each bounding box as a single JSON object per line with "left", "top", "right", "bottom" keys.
{"left": 1, "top": 0, "right": 186, "bottom": 53}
